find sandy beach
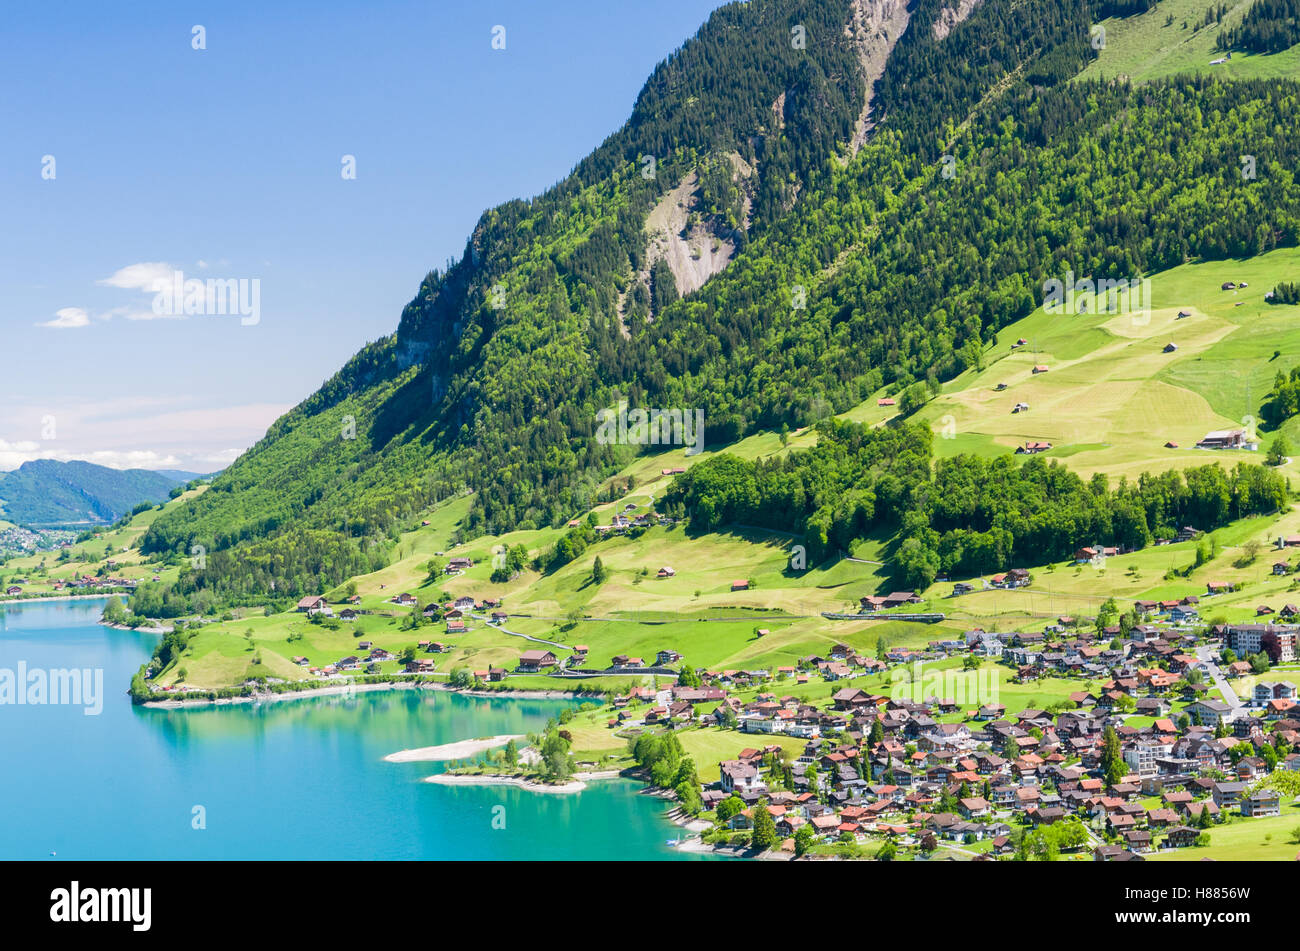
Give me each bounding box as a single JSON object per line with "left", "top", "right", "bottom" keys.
{"left": 423, "top": 768, "right": 622, "bottom": 794}
{"left": 384, "top": 734, "right": 525, "bottom": 762}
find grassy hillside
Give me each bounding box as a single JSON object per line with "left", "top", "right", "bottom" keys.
{"left": 1082, "top": 0, "right": 1300, "bottom": 82}
{"left": 0, "top": 487, "right": 207, "bottom": 594}
{"left": 874, "top": 246, "right": 1300, "bottom": 482}
{"left": 115, "top": 233, "right": 1300, "bottom": 692}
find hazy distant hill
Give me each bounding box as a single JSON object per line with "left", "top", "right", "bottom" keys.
{"left": 0, "top": 460, "right": 190, "bottom": 527}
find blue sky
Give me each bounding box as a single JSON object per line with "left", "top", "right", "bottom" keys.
{"left": 0, "top": 0, "right": 723, "bottom": 472}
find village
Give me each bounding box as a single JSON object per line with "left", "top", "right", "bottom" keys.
{"left": 257, "top": 548, "right": 1300, "bottom": 861}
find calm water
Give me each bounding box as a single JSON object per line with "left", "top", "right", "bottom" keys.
{"left": 0, "top": 598, "right": 692, "bottom": 860}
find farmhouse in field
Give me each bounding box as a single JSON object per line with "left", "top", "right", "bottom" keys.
{"left": 1196, "top": 429, "right": 1246, "bottom": 450}
{"left": 1016, "top": 441, "right": 1052, "bottom": 454}
{"left": 296, "top": 595, "right": 331, "bottom": 616}
{"left": 518, "top": 649, "right": 558, "bottom": 672}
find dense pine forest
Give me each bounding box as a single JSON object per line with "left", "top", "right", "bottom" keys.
{"left": 137, "top": 0, "right": 1300, "bottom": 607}
{"left": 1219, "top": 0, "right": 1300, "bottom": 53}
{"left": 663, "top": 422, "right": 1289, "bottom": 589}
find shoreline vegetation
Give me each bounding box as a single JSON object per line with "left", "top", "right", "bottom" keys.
{"left": 0, "top": 593, "right": 131, "bottom": 607}
{"left": 137, "top": 677, "right": 602, "bottom": 708}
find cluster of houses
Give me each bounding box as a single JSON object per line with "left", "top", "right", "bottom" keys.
{"left": 4, "top": 573, "right": 146, "bottom": 598}
{"left": 608, "top": 600, "right": 1300, "bottom": 858}
{"left": 577, "top": 507, "right": 675, "bottom": 536}
{"left": 685, "top": 677, "right": 1299, "bottom": 858}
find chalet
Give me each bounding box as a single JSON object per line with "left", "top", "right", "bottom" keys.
{"left": 1163, "top": 826, "right": 1200, "bottom": 849}
{"left": 1258, "top": 680, "right": 1297, "bottom": 700}
{"left": 1032, "top": 364, "right": 1049, "bottom": 374}
{"left": 877, "top": 397, "right": 896, "bottom": 407}
{"left": 864, "top": 591, "right": 923, "bottom": 610}
{"left": 1196, "top": 429, "right": 1246, "bottom": 450}
{"left": 1211, "top": 781, "right": 1248, "bottom": 807}
{"left": 1163, "top": 342, "right": 1178, "bottom": 353}
{"left": 1094, "top": 845, "right": 1145, "bottom": 862}
{"left": 5, "top": 586, "right": 22, "bottom": 596}
{"left": 1274, "top": 562, "right": 1291, "bottom": 576}
{"left": 656, "top": 649, "right": 683, "bottom": 666}
{"left": 951, "top": 582, "right": 974, "bottom": 596}
{"left": 657, "top": 567, "right": 676, "bottom": 578}
{"left": 338, "top": 608, "right": 358, "bottom": 621}
{"left": 487, "top": 667, "right": 508, "bottom": 682}
{"left": 518, "top": 650, "right": 558, "bottom": 672}
{"left": 1012, "top": 402, "right": 1029, "bottom": 414}
{"left": 296, "top": 595, "right": 330, "bottom": 616}
{"left": 1186, "top": 699, "right": 1232, "bottom": 726}
{"left": 1240, "top": 788, "right": 1281, "bottom": 817}
{"left": 731, "top": 579, "right": 750, "bottom": 591}
{"left": 391, "top": 593, "right": 418, "bottom": 606}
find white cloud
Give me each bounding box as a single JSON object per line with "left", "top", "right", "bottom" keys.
{"left": 97, "top": 261, "right": 176, "bottom": 292}
{"left": 38, "top": 307, "right": 92, "bottom": 329}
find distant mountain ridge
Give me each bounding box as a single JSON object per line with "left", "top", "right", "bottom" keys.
{"left": 0, "top": 460, "right": 192, "bottom": 527}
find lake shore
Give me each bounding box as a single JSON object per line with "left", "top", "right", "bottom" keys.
{"left": 385, "top": 734, "right": 525, "bottom": 762}
{"left": 140, "top": 680, "right": 428, "bottom": 709}
{"left": 141, "top": 676, "right": 604, "bottom": 708}
{"left": 0, "top": 593, "right": 119, "bottom": 606}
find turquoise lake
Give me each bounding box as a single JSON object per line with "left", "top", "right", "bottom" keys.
{"left": 0, "top": 597, "right": 695, "bottom": 860}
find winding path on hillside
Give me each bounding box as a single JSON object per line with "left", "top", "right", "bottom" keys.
{"left": 469, "top": 613, "right": 571, "bottom": 651}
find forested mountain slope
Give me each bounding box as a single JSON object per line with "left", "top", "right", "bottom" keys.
{"left": 142, "top": 0, "right": 1300, "bottom": 605}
